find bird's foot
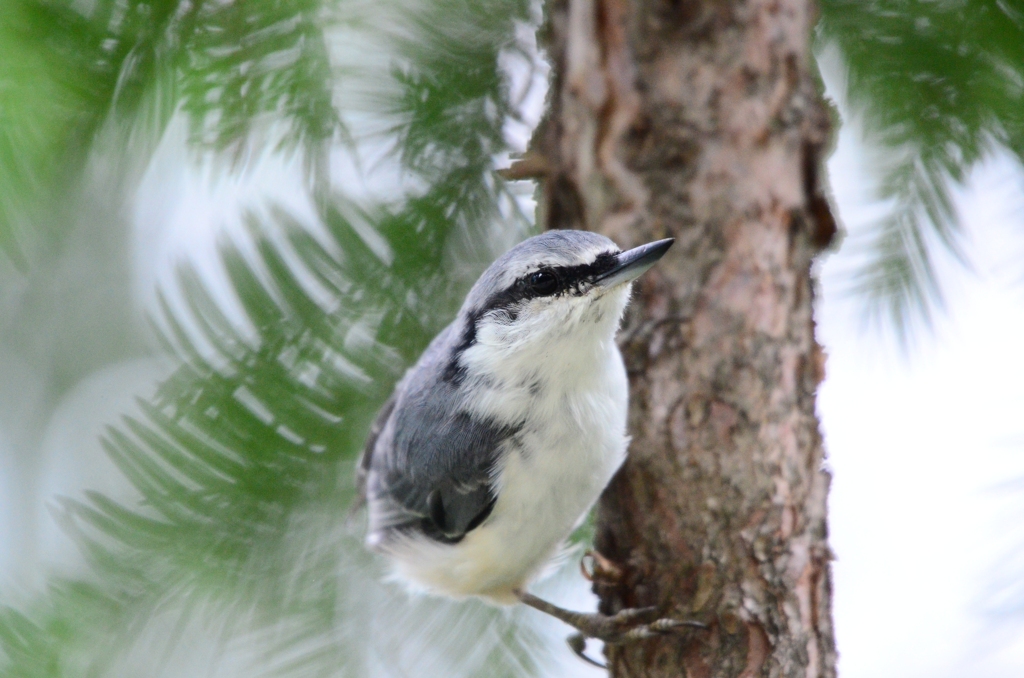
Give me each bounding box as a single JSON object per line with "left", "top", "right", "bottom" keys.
{"left": 515, "top": 590, "right": 707, "bottom": 668}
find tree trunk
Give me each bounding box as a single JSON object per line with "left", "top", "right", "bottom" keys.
{"left": 536, "top": 0, "right": 838, "bottom": 675}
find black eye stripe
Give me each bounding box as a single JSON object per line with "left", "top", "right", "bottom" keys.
{"left": 523, "top": 251, "right": 619, "bottom": 296}
{"left": 476, "top": 250, "right": 620, "bottom": 317}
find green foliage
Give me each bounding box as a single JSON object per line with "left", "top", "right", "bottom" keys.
{"left": 179, "top": 0, "right": 343, "bottom": 159}
{"left": 0, "top": 0, "right": 543, "bottom": 674}
{"left": 0, "top": 0, "right": 111, "bottom": 260}
{"left": 8, "top": 199, "right": 467, "bottom": 675}
{"left": 818, "top": 0, "right": 1024, "bottom": 333}
{"left": 68, "top": 194, "right": 478, "bottom": 610}
{"left": 0, "top": 0, "right": 343, "bottom": 259}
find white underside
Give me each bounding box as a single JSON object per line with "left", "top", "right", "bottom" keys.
{"left": 380, "top": 286, "right": 631, "bottom": 604}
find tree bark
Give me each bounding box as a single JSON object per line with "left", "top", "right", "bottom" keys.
{"left": 536, "top": 0, "right": 838, "bottom": 675}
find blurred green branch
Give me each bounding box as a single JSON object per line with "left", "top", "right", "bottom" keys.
{"left": 818, "top": 0, "right": 1024, "bottom": 335}
{"left": 0, "top": 0, "right": 344, "bottom": 260}
{"left": 0, "top": 0, "right": 540, "bottom": 674}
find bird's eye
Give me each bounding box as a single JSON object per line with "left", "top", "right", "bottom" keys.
{"left": 527, "top": 270, "right": 558, "bottom": 296}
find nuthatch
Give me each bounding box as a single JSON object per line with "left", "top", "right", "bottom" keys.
{"left": 357, "top": 230, "right": 698, "bottom": 663}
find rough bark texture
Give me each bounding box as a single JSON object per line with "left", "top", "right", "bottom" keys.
{"left": 535, "top": 0, "right": 838, "bottom": 675}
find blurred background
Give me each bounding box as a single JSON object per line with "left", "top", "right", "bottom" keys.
{"left": 1, "top": 0, "right": 1024, "bottom": 676}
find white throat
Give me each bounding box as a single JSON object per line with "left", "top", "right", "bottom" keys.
{"left": 459, "top": 284, "right": 631, "bottom": 417}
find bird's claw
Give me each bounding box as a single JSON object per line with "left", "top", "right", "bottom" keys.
{"left": 565, "top": 613, "right": 708, "bottom": 667}
{"left": 568, "top": 633, "right": 605, "bottom": 668}
{"left": 515, "top": 589, "right": 707, "bottom": 668}
{"left": 575, "top": 607, "right": 704, "bottom": 643}
{"left": 576, "top": 605, "right": 657, "bottom": 638}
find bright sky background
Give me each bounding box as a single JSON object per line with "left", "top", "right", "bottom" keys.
{"left": 819, "top": 99, "right": 1024, "bottom": 678}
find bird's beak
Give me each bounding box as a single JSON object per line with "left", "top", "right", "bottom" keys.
{"left": 594, "top": 238, "right": 674, "bottom": 288}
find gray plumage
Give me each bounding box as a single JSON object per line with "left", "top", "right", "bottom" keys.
{"left": 360, "top": 322, "right": 518, "bottom": 544}
{"left": 358, "top": 231, "right": 615, "bottom": 541}
{"left": 356, "top": 229, "right": 672, "bottom": 603}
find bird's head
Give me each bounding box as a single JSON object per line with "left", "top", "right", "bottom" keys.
{"left": 451, "top": 231, "right": 673, "bottom": 379}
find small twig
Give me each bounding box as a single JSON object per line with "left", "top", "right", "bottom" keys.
{"left": 496, "top": 152, "right": 551, "bottom": 180}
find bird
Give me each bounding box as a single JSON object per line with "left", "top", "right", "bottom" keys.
{"left": 356, "top": 229, "right": 699, "bottom": 663}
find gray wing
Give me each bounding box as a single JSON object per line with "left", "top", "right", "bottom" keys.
{"left": 364, "top": 323, "right": 519, "bottom": 545}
